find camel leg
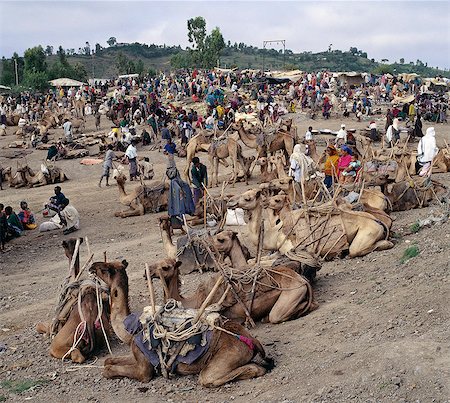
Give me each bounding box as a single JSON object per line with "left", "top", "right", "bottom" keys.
{"left": 105, "top": 354, "right": 136, "bottom": 366}
{"left": 267, "top": 286, "right": 308, "bottom": 324}
{"left": 36, "top": 322, "right": 50, "bottom": 334}
{"left": 103, "top": 341, "right": 153, "bottom": 382}
{"left": 348, "top": 227, "right": 389, "bottom": 257}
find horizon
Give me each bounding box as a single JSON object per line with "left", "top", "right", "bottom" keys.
{"left": 1, "top": 1, "right": 449, "bottom": 69}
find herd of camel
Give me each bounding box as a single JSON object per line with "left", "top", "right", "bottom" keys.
{"left": 3, "top": 104, "right": 450, "bottom": 387}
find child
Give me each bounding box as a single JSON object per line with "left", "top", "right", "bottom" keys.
{"left": 341, "top": 154, "right": 361, "bottom": 184}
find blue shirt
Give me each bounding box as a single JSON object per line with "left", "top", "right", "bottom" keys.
{"left": 164, "top": 143, "right": 176, "bottom": 155}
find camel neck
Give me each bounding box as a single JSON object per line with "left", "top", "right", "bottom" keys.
{"left": 117, "top": 181, "right": 127, "bottom": 198}
{"left": 238, "top": 128, "right": 257, "bottom": 147}
{"left": 166, "top": 270, "right": 183, "bottom": 302}
{"left": 229, "top": 239, "right": 249, "bottom": 267}
{"left": 110, "top": 274, "right": 132, "bottom": 344}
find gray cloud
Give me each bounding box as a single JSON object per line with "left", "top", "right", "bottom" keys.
{"left": 1, "top": 1, "right": 449, "bottom": 68}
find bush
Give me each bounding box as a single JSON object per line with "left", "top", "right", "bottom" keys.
{"left": 400, "top": 245, "right": 419, "bottom": 264}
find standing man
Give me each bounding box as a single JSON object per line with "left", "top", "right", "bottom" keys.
{"left": 125, "top": 140, "right": 138, "bottom": 181}
{"left": 335, "top": 124, "right": 347, "bottom": 147}
{"left": 191, "top": 157, "right": 208, "bottom": 206}
{"left": 164, "top": 137, "right": 177, "bottom": 168}
{"left": 63, "top": 118, "right": 73, "bottom": 143}
{"left": 99, "top": 144, "right": 116, "bottom": 187}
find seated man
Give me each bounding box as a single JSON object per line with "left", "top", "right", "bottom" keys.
{"left": 45, "top": 186, "right": 66, "bottom": 214}
{"left": 39, "top": 198, "right": 80, "bottom": 235}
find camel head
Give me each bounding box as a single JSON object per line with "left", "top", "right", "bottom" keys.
{"left": 3, "top": 166, "right": 12, "bottom": 175}
{"left": 212, "top": 230, "right": 237, "bottom": 255}
{"left": 146, "top": 258, "right": 182, "bottom": 281}
{"left": 159, "top": 216, "right": 173, "bottom": 236}
{"left": 227, "top": 189, "right": 261, "bottom": 211}
{"left": 256, "top": 157, "right": 268, "bottom": 167}
{"left": 267, "top": 192, "right": 289, "bottom": 212}
{"left": 270, "top": 177, "right": 293, "bottom": 193}
{"left": 62, "top": 237, "right": 84, "bottom": 261}
{"left": 89, "top": 260, "right": 129, "bottom": 286}
{"left": 115, "top": 173, "right": 127, "bottom": 183}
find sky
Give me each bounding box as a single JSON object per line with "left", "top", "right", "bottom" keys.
{"left": 1, "top": 0, "right": 449, "bottom": 69}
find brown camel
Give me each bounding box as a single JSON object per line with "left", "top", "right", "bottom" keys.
{"left": 229, "top": 188, "right": 393, "bottom": 258}
{"left": 183, "top": 132, "right": 212, "bottom": 181}
{"left": 18, "top": 165, "right": 68, "bottom": 187}
{"left": 89, "top": 259, "right": 270, "bottom": 387}
{"left": 2, "top": 166, "right": 27, "bottom": 188}
{"left": 256, "top": 156, "right": 277, "bottom": 183}
{"left": 114, "top": 174, "right": 168, "bottom": 217}
{"left": 36, "top": 238, "right": 110, "bottom": 363}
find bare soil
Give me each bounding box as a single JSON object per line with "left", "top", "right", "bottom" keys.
{"left": 0, "top": 113, "right": 449, "bottom": 403}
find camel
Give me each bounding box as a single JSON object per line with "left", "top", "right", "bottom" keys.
{"left": 114, "top": 174, "right": 169, "bottom": 217}
{"left": 183, "top": 132, "right": 212, "bottom": 180}
{"left": 18, "top": 165, "right": 68, "bottom": 187}
{"left": 229, "top": 188, "right": 393, "bottom": 259}
{"left": 74, "top": 99, "right": 85, "bottom": 118}
{"left": 256, "top": 156, "right": 277, "bottom": 184}
{"left": 269, "top": 154, "right": 288, "bottom": 179}
{"left": 2, "top": 166, "right": 27, "bottom": 188}
{"left": 36, "top": 238, "right": 110, "bottom": 363}
{"left": 89, "top": 259, "right": 270, "bottom": 387}
{"left": 209, "top": 137, "right": 251, "bottom": 187}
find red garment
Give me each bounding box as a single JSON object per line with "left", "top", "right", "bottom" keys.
{"left": 337, "top": 154, "right": 352, "bottom": 177}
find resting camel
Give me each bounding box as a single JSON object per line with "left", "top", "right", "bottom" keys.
{"left": 2, "top": 166, "right": 27, "bottom": 188}
{"left": 18, "top": 165, "right": 68, "bottom": 187}
{"left": 115, "top": 174, "right": 169, "bottom": 217}
{"left": 89, "top": 259, "right": 270, "bottom": 387}
{"left": 229, "top": 188, "right": 393, "bottom": 258}
{"left": 256, "top": 157, "right": 277, "bottom": 183}
{"left": 36, "top": 238, "right": 110, "bottom": 363}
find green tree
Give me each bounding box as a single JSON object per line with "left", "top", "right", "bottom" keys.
{"left": 136, "top": 59, "right": 144, "bottom": 75}
{"left": 23, "top": 71, "right": 49, "bottom": 91}
{"left": 107, "top": 37, "right": 117, "bottom": 47}
{"left": 45, "top": 45, "right": 53, "bottom": 56}
{"left": 187, "top": 16, "right": 206, "bottom": 51}
{"left": 1, "top": 57, "right": 15, "bottom": 86}
{"left": 399, "top": 58, "right": 405, "bottom": 64}
{"left": 24, "top": 46, "right": 47, "bottom": 73}
{"left": 95, "top": 43, "right": 102, "bottom": 53}
{"left": 203, "top": 27, "right": 225, "bottom": 67}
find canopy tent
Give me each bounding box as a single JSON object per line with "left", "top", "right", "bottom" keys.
{"left": 118, "top": 73, "right": 139, "bottom": 79}
{"left": 214, "top": 67, "right": 238, "bottom": 74}
{"left": 49, "top": 78, "right": 85, "bottom": 87}
{"left": 391, "top": 94, "right": 415, "bottom": 105}
{"left": 266, "top": 70, "right": 303, "bottom": 82}
{"left": 0, "top": 85, "right": 11, "bottom": 91}
{"left": 333, "top": 72, "right": 366, "bottom": 87}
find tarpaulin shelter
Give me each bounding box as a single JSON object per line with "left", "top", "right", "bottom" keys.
{"left": 49, "top": 78, "right": 85, "bottom": 87}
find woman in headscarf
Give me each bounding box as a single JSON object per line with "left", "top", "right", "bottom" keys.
{"left": 416, "top": 127, "right": 438, "bottom": 176}
{"left": 412, "top": 113, "right": 423, "bottom": 138}
{"left": 337, "top": 145, "right": 353, "bottom": 179}
{"left": 385, "top": 118, "right": 400, "bottom": 146}
{"left": 322, "top": 145, "right": 339, "bottom": 188}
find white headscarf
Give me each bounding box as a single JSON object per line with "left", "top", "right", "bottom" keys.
{"left": 417, "top": 127, "right": 438, "bottom": 163}
{"left": 290, "top": 144, "right": 316, "bottom": 181}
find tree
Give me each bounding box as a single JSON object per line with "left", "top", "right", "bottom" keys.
{"left": 23, "top": 71, "right": 49, "bottom": 91}
{"left": 107, "top": 37, "right": 117, "bottom": 47}
{"left": 45, "top": 45, "right": 53, "bottom": 56}
{"left": 136, "top": 59, "right": 144, "bottom": 75}
{"left": 203, "top": 27, "right": 225, "bottom": 67}
{"left": 1, "top": 57, "right": 15, "bottom": 86}
{"left": 95, "top": 43, "right": 102, "bottom": 53}
{"left": 381, "top": 58, "right": 389, "bottom": 64}
{"left": 84, "top": 42, "right": 91, "bottom": 56}
{"left": 24, "top": 46, "right": 47, "bottom": 74}
{"left": 399, "top": 58, "right": 405, "bottom": 64}
{"left": 187, "top": 16, "right": 206, "bottom": 51}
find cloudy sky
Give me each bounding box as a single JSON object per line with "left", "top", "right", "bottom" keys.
{"left": 1, "top": 1, "right": 449, "bottom": 68}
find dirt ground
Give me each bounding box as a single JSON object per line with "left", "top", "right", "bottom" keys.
{"left": 0, "top": 111, "right": 449, "bottom": 403}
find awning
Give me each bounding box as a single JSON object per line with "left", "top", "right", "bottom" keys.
{"left": 49, "top": 78, "right": 85, "bottom": 87}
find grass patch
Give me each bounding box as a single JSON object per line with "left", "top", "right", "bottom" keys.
{"left": 400, "top": 245, "right": 420, "bottom": 264}
{"left": 0, "top": 379, "right": 48, "bottom": 394}
{"left": 410, "top": 221, "right": 421, "bottom": 234}
{"left": 390, "top": 231, "right": 403, "bottom": 240}
{"left": 0, "top": 395, "right": 6, "bottom": 402}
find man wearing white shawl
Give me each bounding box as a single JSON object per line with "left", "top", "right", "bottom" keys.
{"left": 385, "top": 118, "right": 400, "bottom": 145}
{"left": 289, "top": 144, "right": 315, "bottom": 183}
{"left": 416, "top": 127, "right": 438, "bottom": 175}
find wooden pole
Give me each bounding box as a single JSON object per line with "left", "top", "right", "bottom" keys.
{"left": 145, "top": 263, "right": 156, "bottom": 316}
{"left": 193, "top": 276, "right": 223, "bottom": 324}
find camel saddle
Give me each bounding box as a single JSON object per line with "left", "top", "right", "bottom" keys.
{"left": 364, "top": 159, "right": 398, "bottom": 181}
{"left": 124, "top": 301, "right": 221, "bottom": 372}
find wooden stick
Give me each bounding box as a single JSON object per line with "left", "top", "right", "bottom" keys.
{"left": 192, "top": 276, "right": 223, "bottom": 324}
{"left": 85, "top": 236, "right": 91, "bottom": 257}
{"left": 75, "top": 253, "right": 94, "bottom": 281}
{"left": 103, "top": 251, "right": 107, "bottom": 263}
{"left": 203, "top": 189, "right": 207, "bottom": 230}
{"left": 158, "top": 271, "right": 170, "bottom": 303}
{"left": 68, "top": 238, "right": 81, "bottom": 281}
{"left": 145, "top": 263, "right": 156, "bottom": 316}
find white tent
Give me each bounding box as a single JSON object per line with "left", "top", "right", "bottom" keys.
{"left": 49, "top": 78, "right": 85, "bottom": 87}
{"left": 0, "top": 85, "right": 11, "bottom": 91}
{"left": 118, "top": 74, "right": 139, "bottom": 79}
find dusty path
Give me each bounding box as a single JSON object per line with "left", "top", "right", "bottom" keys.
{"left": 0, "top": 112, "right": 449, "bottom": 402}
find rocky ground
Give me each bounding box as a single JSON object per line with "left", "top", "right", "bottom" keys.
{"left": 0, "top": 112, "right": 449, "bottom": 403}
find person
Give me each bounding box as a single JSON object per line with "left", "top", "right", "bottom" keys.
{"left": 45, "top": 186, "right": 66, "bottom": 214}
{"left": 166, "top": 167, "right": 195, "bottom": 229}
{"left": 63, "top": 118, "right": 73, "bottom": 143}
{"left": 39, "top": 198, "right": 80, "bottom": 234}
{"left": 99, "top": 144, "right": 116, "bottom": 187}
{"left": 341, "top": 154, "right": 361, "bottom": 184}
{"left": 46, "top": 144, "right": 59, "bottom": 161}
{"left": 337, "top": 145, "right": 353, "bottom": 179}
{"left": 142, "top": 128, "right": 152, "bottom": 146}
{"left": 5, "top": 206, "right": 23, "bottom": 238}
{"left": 191, "top": 157, "right": 208, "bottom": 206}
{"left": 322, "top": 145, "right": 339, "bottom": 188}
{"left": 95, "top": 109, "right": 101, "bottom": 131}
{"left": 17, "top": 201, "right": 36, "bottom": 230}
{"left": 416, "top": 127, "right": 438, "bottom": 176}
{"left": 335, "top": 124, "right": 347, "bottom": 146}
{"left": 0, "top": 204, "right": 7, "bottom": 251}
{"left": 369, "top": 120, "right": 378, "bottom": 141}
{"left": 161, "top": 124, "right": 172, "bottom": 144}
{"left": 164, "top": 137, "right": 177, "bottom": 168}
{"left": 305, "top": 126, "right": 313, "bottom": 141}
{"left": 385, "top": 118, "right": 400, "bottom": 146}
{"left": 412, "top": 114, "right": 423, "bottom": 138}
{"left": 125, "top": 140, "right": 138, "bottom": 181}
{"left": 289, "top": 144, "right": 315, "bottom": 188}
